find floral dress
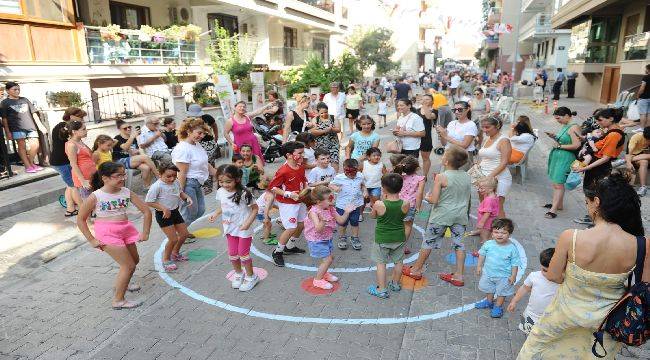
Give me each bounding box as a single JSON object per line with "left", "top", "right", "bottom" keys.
{"left": 314, "top": 115, "right": 340, "bottom": 164}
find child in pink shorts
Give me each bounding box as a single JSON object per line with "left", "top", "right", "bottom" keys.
{"left": 76, "top": 162, "right": 152, "bottom": 310}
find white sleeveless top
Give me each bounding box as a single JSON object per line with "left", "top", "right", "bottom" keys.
{"left": 94, "top": 187, "right": 131, "bottom": 218}
{"left": 478, "top": 134, "right": 512, "bottom": 181}
{"left": 362, "top": 160, "right": 383, "bottom": 188}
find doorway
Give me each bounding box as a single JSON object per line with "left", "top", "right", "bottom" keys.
{"left": 600, "top": 66, "right": 620, "bottom": 104}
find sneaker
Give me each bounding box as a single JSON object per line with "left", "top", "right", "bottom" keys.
{"left": 637, "top": 186, "right": 647, "bottom": 197}
{"left": 231, "top": 272, "right": 244, "bottom": 289}
{"left": 338, "top": 236, "right": 348, "bottom": 250}
{"left": 163, "top": 261, "right": 177, "bottom": 272}
{"left": 388, "top": 280, "right": 402, "bottom": 292}
{"left": 272, "top": 250, "right": 285, "bottom": 267}
{"left": 25, "top": 166, "right": 38, "bottom": 174}
{"left": 573, "top": 215, "right": 593, "bottom": 225}
{"left": 32, "top": 165, "right": 44, "bottom": 172}
{"left": 367, "top": 285, "right": 389, "bottom": 299}
{"left": 475, "top": 299, "right": 494, "bottom": 309}
{"left": 324, "top": 272, "right": 339, "bottom": 282}
{"left": 239, "top": 275, "right": 259, "bottom": 292}
{"left": 350, "top": 236, "right": 362, "bottom": 250}
{"left": 171, "top": 253, "right": 189, "bottom": 262}
{"left": 490, "top": 306, "right": 504, "bottom": 318}
{"left": 284, "top": 246, "right": 306, "bottom": 254}
{"left": 312, "top": 278, "right": 333, "bottom": 290}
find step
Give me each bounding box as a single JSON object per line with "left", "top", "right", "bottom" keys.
{"left": 0, "top": 175, "right": 66, "bottom": 219}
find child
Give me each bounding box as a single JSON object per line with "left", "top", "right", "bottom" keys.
{"left": 145, "top": 163, "right": 192, "bottom": 271}
{"left": 330, "top": 158, "right": 367, "bottom": 250}
{"left": 92, "top": 135, "right": 115, "bottom": 168}
{"left": 267, "top": 141, "right": 309, "bottom": 267}
{"left": 507, "top": 248, "right": 558, "bottom": 334}
{"left": 308, "top": 149, "right": 336, "bottom": 187}
{"left": 361, "top": 147, "right": 387, "bottom": 206}
{"left": 470, "top": 177, "right": 500, "bottom": 253}
{"left": 346, "top": 115, "right": 380, "bottom": 161}
{"left": 575, "top": 129, "right": 604, "bottom": 167}
{"left": 389, "top": 154, "right": 406, "bottom": 172}
{"left": 395, "top": 156, "right": 425, "bottom": 250}
{"left": 76, "top": 162, "right": 152, "bottom": 309}
{"left": 377, "top": 96, "right": 387, "bottom": 128}
{"left": 402, "top": 146, "right": 471, "bottom": 286}
{"left": 368, "top": 173, "right": 410, "bottom": 298}
{"left": 231, "top": 153, "right": 250, "bottom": 189}
{"left": 208, "top": 164, "right": 260, "bottom": 291}
{"left": 295, "top": 132, "right": 318, "bottom": 173}
{"left": 255, "top": 191, "right": 276, "bottom": 245}
{"left": 475, "top": 218, "right": 521, "bottom": 318}
{"left": 64, "top": 120, "right": 96, "bottom": 199}
{"left": 240, "top": 143, "right": 268, "bottom": 190}
{"left": 304, "top": 186, "right": 355, "bottom": 289}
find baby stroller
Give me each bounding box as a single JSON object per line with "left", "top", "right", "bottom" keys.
{"left": 252, "top": 116, "right": 283, "bottom": 163}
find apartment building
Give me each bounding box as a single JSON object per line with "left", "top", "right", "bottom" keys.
{"left": 552, "top": 0, "right": 649, "bottom": 103}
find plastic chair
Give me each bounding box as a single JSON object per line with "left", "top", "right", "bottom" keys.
{"left": 508, "top": 140, "right": 535, "bottom": 185}
{"left": 507, "top": 101, "right": 519, "bottom": 124}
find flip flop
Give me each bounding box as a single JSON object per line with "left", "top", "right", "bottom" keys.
{"left": 545, "top": 212, "right": 557, "bottom": 219}
{"left": 542, "top": 204, "right": 552, "bottom": 209}
{"left": 127, "top": 284, "right": 141, "bottom": 292}
{"left": 64, "top": 210, "right": 78, "bottom": 217}
{"left": 112, "top": 300, "right": 142, "bottom": 310}
{"left": 402, "top": 266, "right": 423, "bottom": 280}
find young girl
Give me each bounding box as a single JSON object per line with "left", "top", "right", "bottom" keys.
{"left": 256, "top": 190, "right": 276, "bottom": 245}
{"left": 395, "top": 156, "right": 425, "bottom": 251}
{"left": 377, "top": 95, "right": 388, "bottom": 128}
{"left": 471, "top": 177, "right": 500, "bottom": 256}
{"left": 64, "top": 121, "right": 96, "bottom": 199}
{"left": 145, "top": 163, "right": 193, "bottom": 271}
{"left": 92, "top": 135, "right": 115, "bottom": 168}
{"left": 240, "top": 143, "right": 267, "bottom": 189}
{"left": 304, "top": 186, "right": 354, "bottom": 290}
{"left": 208, "top": 164, "right": 260, "bottom": 292}
{"left": 76, "top": 162, "right": 152, "bottom": 309}
{"left": 346, "top": 115, "right": 380, "bottom": 161}
{"left": 361, "top": 147, "right": 387, "bottom": 206}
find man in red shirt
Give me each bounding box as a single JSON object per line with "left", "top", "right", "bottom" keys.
{"left": 267, "top": 141, "right": 308, "bottom": 266}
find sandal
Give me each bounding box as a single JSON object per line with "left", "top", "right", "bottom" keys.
{"left": 64, "top": 210, "right": 78, "bottom": 217}
{"left": 127, "top": 284, "right": 141, "bottom": 292}
{"left": 171, "top": 253, "right": 189, "bottom": 262}
{"left": 401, "top": 266, "right": 423, "bottom": 280}
{"left": 263, "top": 235, "right": 278, "bottom": 245}
{"left": 388, "top": 280, "right": 402, "bottom": 292}
{"left": 439, "top": 273, "right": 465, "bottom": 287}
{"left": 544, "top": 211, "right": 557, "bottom": 219}
{"left": 542, "top": 204, "right": 552, "bottom": 209}
{"left": 112, "top": 300, "right": 143, "bottom": 310}
{"left": 367, "top": 285, "right": 389, "bottom": 299}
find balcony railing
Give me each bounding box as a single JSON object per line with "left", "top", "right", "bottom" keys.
{"left": 270, "top": 47, "right": 324, "bottom": 66}
{"left": 624, "top": 32, "right": 650, "bottom": 61}
{"left": 85, "top": 26, "right": 197, "bottom": 65}
{"left": 296, "top": 0, "right": 334, "bottom": 13}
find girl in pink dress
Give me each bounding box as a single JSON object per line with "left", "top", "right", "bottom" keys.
{"left": 224, "top": 101, "right": 273, "bottom": 164}
{"left": 470, "top": 177, "right": 500, "bottom": 256}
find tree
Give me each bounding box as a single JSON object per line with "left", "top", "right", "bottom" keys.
{"left": 207, "top": 26, "right": 253, "bottom": 81}
{"left": 349, "top": 27, "right": 399, "bottom": 75}
{"left": 280, "top": 52, "right": 362, "bottom": 97}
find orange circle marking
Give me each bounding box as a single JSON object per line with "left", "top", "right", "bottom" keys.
{"left": 400, "top": 275, "right": 428, "bottom": 291}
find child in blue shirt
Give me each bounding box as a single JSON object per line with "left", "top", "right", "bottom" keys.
{"left": 475, "top": 218, "right": 521, "bottom": 318}
{"left": 330, "top": 158, "right": 368, "bottom": 250}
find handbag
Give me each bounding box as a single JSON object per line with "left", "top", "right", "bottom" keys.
{"left": 565, "top": 171, "right": 582, "bottom": 191}
{"left": 627, "top": 101, "right": 640, "bottom": 121}
{"left": 592, "top": 236, "right": 650, "bottom": 358}
{"left": 386, "top": 138, "right": 403, "bottom": 154}
{"left": 467, "top": 163, "right": 486, "bottom": 186}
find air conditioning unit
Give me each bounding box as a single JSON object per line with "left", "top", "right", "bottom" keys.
{"left": 169, "top": 7, "right": 190, "bottom": 23}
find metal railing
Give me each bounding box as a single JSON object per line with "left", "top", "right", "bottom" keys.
{"left": 296, "top": 0, "right": 334, "bottom": 13}
{"left": 79, "top": 87, "right": 169, "bottom": 123}
{"left": 84, "top": 26, "right": 198, "bottom": 65}
{"left": 624, "top": 32, "right": 650, "bottom": 60}
{"left": 270, "top": 47, "right": 324, "bottom": 66}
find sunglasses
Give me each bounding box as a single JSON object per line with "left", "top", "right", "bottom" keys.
{"left": 453, "top": 108, "right": 465, "bottom": 112}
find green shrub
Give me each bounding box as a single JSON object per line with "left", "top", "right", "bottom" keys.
{"left": 48, "top": 91, "right": 82, "bottom": 107}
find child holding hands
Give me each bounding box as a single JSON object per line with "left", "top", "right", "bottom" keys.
{"left": 470, "top": 177, "right": 500, "bottom": 255}
{"left": 330, "top": 158, "right": 368, "bottom": 250}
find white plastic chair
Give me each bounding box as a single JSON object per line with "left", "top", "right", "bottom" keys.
{"left": 508, "top": 140, "right": 535, "bottom": 185}
{"left": 507, "top": 101, "right": 519, "bottom": 124}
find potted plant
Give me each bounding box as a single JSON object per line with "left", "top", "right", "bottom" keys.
{"left": 47, "top": 91, "right": 83, "bottom": 108}
{"left": 239, "top": 78, "right": 253, "bottom": 101}
{"left": 100, "top": 24, "right": 122, "bottom": 42}
{"left": 139, "top": 25, "right": 156, "bottom": 42}
{"left": 184, "top": 24, "right": 202, "bottom": 42}
{"left": 162, "top": 68, "right": 183, "bottom": 96}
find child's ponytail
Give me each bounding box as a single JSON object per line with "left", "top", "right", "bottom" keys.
{"left": 394, "top": 156, "right": 419, "bottom": 175}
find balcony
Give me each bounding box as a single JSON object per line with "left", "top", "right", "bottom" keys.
{"left": 487, "top": 7, "right": 501, "bottom": 25}
{"left": 522, "top": 0, "right": 547, "bottom": 12}
{"left": 296, "top": 0, "right": 334, "bottom": 13}
{"left": 623, "top": 32, "right": 650, "bottom": 61}
{"left": 270, "top": 47, "right": 324, "bottom": 67}
{"left": 520, "top": 13, "right": 557, "bottom": 40}
{"left": 418, "top": 40, "right": 433, "bottom": 53}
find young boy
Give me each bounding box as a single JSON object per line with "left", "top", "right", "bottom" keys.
{"left": 475, "top": 218, "right": 521, "bottom": 318}
{"left": 377, "top": 95, "right": 388, "bottom": 128}
{"left": 329, "top": 158, "right": 367, "bottom": 250}
{"left": 267, "top": 141, "right": 309, "bottom": 267}
{"left": 507, "top": 248, "right": 558, "bottom": 334}
{"left": 231, "top": 153, "right": 250, "bottom": 188}
{"left": 255, "top": 191, "right": 276, "bottom": 245}
{"left": 402, "top": 146, "right": 471, "bottom": 286}
{"left": 308, "top": 149, "right": 336, "bottom": 187}
{"left": 368, "top": 173, "right": 410, "bottom": 299}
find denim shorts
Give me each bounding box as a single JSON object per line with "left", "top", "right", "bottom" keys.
{"left": 116, "top": 157, "right": 132, "bottom": 169}
{"left": 638, "top": 98, "right": 650, "bottom": 115}
{"left": 478, "top": 274, "right": 515, "bottom": 297}
{"left": 367, "top": 187, "right": 381, "bottom": 198}
{"left": 403, "top": 207, "right": 416, "bottom": 222}
{"left": 51, "top": 164, "right": 74, "bottom": 187}
{"left": 336, "top": 207, "right": 361, "bottom": 227}
{"left": 11, "top": 130, "right": 38, "bottom": 139}
{"left": 308, "top": 239, "right": 333, "bottom": 259}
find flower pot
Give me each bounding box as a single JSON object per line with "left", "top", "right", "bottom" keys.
{"left": 138, "top": 34, "right": 152, "bottom": 42}
{"left": 171, "top": 84, "right": 183, "bottom": 96}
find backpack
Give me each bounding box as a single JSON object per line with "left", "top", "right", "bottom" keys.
{"left": 591, "top": 235, "right": 650, "bottom": 358}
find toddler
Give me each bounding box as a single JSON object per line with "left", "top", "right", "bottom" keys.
{"left": 377, "top": 96, "right": 388, "bottom": 128}
{"left": 346, "top": 115, "right": 380, "bottom": 161}
{"left": 507, "top": 248, "right": 558, "bottom": 334}
{"left": 92, "top": 135, "right": 115, "bottom": 168}
{"left": 76, "top": 162, "right": 152, "bottom": 309}
{"left": 330, "top": 158, "right": 367, "bottom": 250}
{"left": 145, "top": 163, "right": 192, "bottom": 271}
{"left": 208, "top": 164, "right": 260, "bottom": 292}
{"left": 403, "top": 146, "right": 471, "bottom": 286}
{"left": 389, "top": 154, "right": 406, "bottom": 172}
{"left": 231, "top": 153, "right": 250, "bottom": 189}
{"left": 395, "top": 156, "right": 425, "bottom": 249}
{"left": 475, "top": 218, "right": 521, "bottom": 318}
{"left": 361, "top": 147, "right": 387, "bottom": 206}
{"left": 368, "top": 173, "right": 410, "bottom": 299}
{"left": 256, "top": 190, "right": 276, "bottom": 245}
{"left": 470, "top": 177, "right": 500, "bottom": 253}
{"left": 576, "top": 128, "right": 604, "bottom": 167}
{"left": 307, "top": 149, "right": 336, "bottom": 187}
{"left": 304, "top": 186, "right": 354, "bottom": 290}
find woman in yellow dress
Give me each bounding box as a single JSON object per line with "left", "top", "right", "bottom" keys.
{"left": 518, "top": 173, "right": 646, "bottom": 359}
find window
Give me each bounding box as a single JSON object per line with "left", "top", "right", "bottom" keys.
{"left": 109, "top": 1, "right": 150, "bottom": 29}
{"left": 284, "top": 27, "right": 298, "bottom": 48}
{"left": 207, "top": 13, "right": 238, "bottom": 35}
{"left": 551, "top": 39, "right": 555, "bottom": 55}
{"left": 1, "top": 0, "right": 73, "bottom": 24}
{"left": 0, "top": 0, "right": 21, "bottom": 15}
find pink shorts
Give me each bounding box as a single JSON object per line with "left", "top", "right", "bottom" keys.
{"left": 94, "top": 220, "right": 140, "bottom": 247}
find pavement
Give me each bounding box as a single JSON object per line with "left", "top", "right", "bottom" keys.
{"left": 1, "top": 96, "right": 649, "bottom": 360}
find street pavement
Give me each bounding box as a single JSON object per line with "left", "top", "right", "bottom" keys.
{"left": 1, "top": 96, "right": 648, "bottom": 360}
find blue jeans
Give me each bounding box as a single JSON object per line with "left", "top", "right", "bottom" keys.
{"left": 180, "top": 178, "right": 205, "bottom": 225}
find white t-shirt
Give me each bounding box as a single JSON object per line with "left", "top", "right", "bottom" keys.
{"left": 304, "top": 148, "right": 315, "bottom": 167}
{"left": 323, "top": 92, "right": 346, "bottom": 119}
{"left": 450, "top": 75, "right": 461, "bottom": 88}
{"left": 446, "top": 120, "right": 479, "bottom": 152}
{"left": 510, "top": 133, "right": 535, "bottom": 154}
{"left": 145, "top": 179, "right": 181, "bottom": 210}
{"left": 216, "top": 187, "right": 254, "bottom": 238}
{"left": 396, "top": 112, "right": 425, "bottom": 151}
{"left": 362, "top": 160, "right": 383, "bottom": 188}
{"left": 171, "top": 141, "right": 209, "bottom": 184}
{"left": 255, "top": 192, "right": 272, "bottom": 216}
{"left": 137, "top": 127, "right": 169, "bottom": 156}
{"left": 523, "top": 271, "right": 559, "bottom": 323}
{"left": 377, "top": 102, "right": 388, "bottom": 115}
{"left": 307, "top": 165, "right": 336, "bottom": 185}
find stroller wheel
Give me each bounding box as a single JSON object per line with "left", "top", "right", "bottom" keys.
{"left": 58, "top": 194, "right": 67, "bottom": 208}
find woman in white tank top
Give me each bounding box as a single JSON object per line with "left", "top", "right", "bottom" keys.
{"left": 477, "top": 116, "right": 512, "bottom": 217}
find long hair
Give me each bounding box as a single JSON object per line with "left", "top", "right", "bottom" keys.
{"left": 92, "top": 134, "right": 114, "bottom": 152}
{"left": 393, "top": 156, "right": 419, "bottom": 175}
{"left": 91, "top": 162, "right": 124, "bottom": 191}
{"left": 586, "top": 172, "right": 644, "bottom": 236}
{"left": 216, "top": 164, "right": 252, "bottom": 206}
{"left": 61, "top": 120, "right": 84, "bottom": 139}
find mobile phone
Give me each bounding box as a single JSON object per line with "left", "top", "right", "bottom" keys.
{"left": 135, "top": 126, "right": 141, "bottom": 131}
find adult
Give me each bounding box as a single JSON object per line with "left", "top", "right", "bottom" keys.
{"left": 322, "top": 82, "right": 346, "bottom": 136}
{"left": 476, "top": 116, "right": 512, "bottom": 217}
{"left": 308, "top": 93, "right": 319, "bottom": 114}
{"left": 172, "top": 118, "right": 216, "bottom": 226}
{"left": 459, "top": 75, "right": 473, "bottom": 98}
{"left": 137, "top": 115, "right": 171, "bottom": 165}
{"left": 626, "top": 127, "right": 650, "bottom": 196}
{"left": 51, "top": 107, "right": 85, "bottom": 216}
{"left": 637, "top": 64, "right": 650, "bottom": 128}
{"left": 417, "top": 94, "right": 438, "bottom": 178}
{"left": 518, "top": 174, "right": 646, "bottom": 359}
{"left": 449, "top": 72, "right": 461, "bottom": 100}
{"left": 197, "top": 112, "right": 221, "bottom": 195}
{"left": 262, "top": 90, "right": 284, "bottom": 123}
{"left": 574, "top": 108, "right": 626, "bottom": 226}
{"left": 161, "top": 117, "right": 178, "bottom": 149}
{"left": 345, "top": 85, "right": 363, "bottom": 136}
{"left": 552, "top": 68, "right": 565, "bottom": 101}
{"left": 393, "top": 98, "right": 425, "bottom": 158}
{"left": 1, "top": 82, "right": 44, "bottom": 173}
{"left": 224, "top": 101, "right": 270, "bottom": 163}
{"left": 113, "top": 119, "right": 158, "bottom": 188}
{"left": 310, "top": 102, "right": 341, "bottom": 171}
{"left": 393, "top": 77, "right": 412, "bottom": 108}
{"left": 469, "top": 88, "right": 491, "bottom": 119}
{"left": 283, "top": 94, "right": 313, "bottom": 142}
{"left": 566, "top": 71, "right": 578, "bottom": 98}
{"left": 436, "top": 101, "right": 478, "bottom": 170}
{"left": 533, "top": 74, "right": 545, "bottom": 105}
{"left": 508, "top": 115, "right": 536, "bottom": 164}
